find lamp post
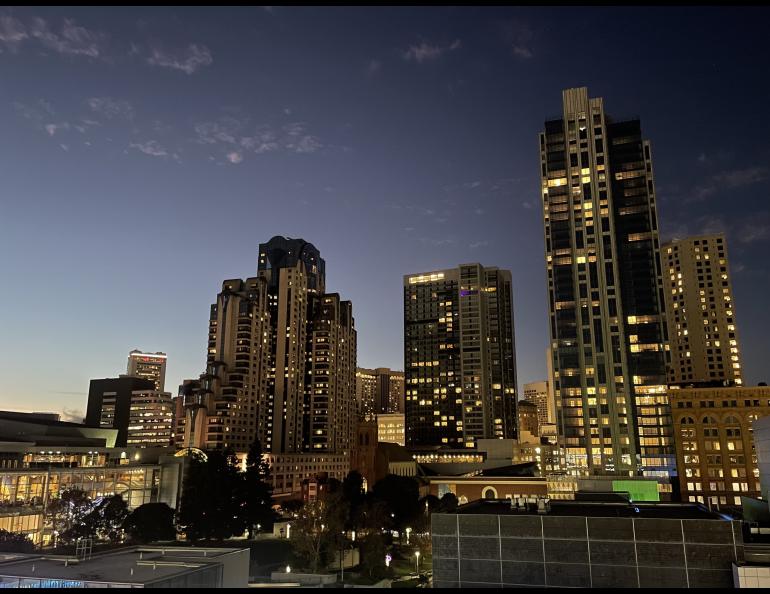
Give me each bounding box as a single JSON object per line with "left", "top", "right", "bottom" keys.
{"left": 415, "top": 550, "right": 420, "bottom": 576}
{"left": 340, "top": 531, "right": 345, "bottom": 583}
{"left": 385, "top": 553, "right": 392, "bottom": 569}
{"left": 405, "top": 527, "right": 412, "bottom": 545}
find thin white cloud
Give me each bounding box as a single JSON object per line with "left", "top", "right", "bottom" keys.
{"left": 502, "top": 19, "right": 535, "bottom": 60}
{"left": 147, "top": 43, "right": 212, "bottom": 74}
{"left": 28, "top": 16, "right": 106, "bottom": 58}
{"left": 226, "top": 151, "right": 243, "bottom": 164}
{"left": 87, "top": 97, "right": 134, "bottom": 119}
{"left": 402, "top": 39, "right": 461, "bottom": 64}
{"left": 0, "top": 15, "right": 28, "bottom": 51}
{"left": 129, "top": 139, "right": 171, "bottom": 158}
{"left": 470, "top": 241, "right": 489, "bottom": 249}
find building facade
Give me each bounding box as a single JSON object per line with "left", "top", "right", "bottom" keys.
{"left": 377, "top": 412, "right": 405, "bottom": 446}
{"left": 403, "top": 264, "right": 517, "bottom": 448}
{"left": 523, "top": 380, "right": 556, "bottom": 434}
{"left": 127, "top": 350, "right": 167, "bottom": 392}
{"left": 518, "top": 400, "right": 540, "bottom": 438}
{"left": 177, "top": 237, "right": 356, "bottom": 489}
{"left": 355, "top": 367, "right": 405, "bottom": 419}
{"left": 86, "top": 376, "right": 157, "bottom": 447}
{"left": 431, "top": 499, "right": 743, "bottom": 588}
{"left": 126, "top": 390, "right": 174, "bottom": 447}
{"left": 539, "top": 87, "right": 672, "bottom": 476}
{"left": 671, "top": 385, "right": 770, "bottom": 507}
{"left": 662, "top": 233, "right": 742, "bottom": 386}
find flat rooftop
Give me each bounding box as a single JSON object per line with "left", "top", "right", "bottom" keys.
{"left": 0, "top": 546, "right": 246, "bottom": 585}
{"left": 451, "top": 499, "right": 733, "bottom": 521}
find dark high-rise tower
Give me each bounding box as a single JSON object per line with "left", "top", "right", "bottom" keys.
{"left": 539, "top": 87, "right": 672, "bottom": 476}
{"left": 403, "top": 264, "right": 517, "bottom": 449}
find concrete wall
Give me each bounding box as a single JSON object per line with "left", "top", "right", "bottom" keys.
{"left": 432, "top": 512, "right": 744, "bottom": 588}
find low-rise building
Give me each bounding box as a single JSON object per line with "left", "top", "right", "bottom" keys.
{"left": 0, "top": 546, "right": 248, "bottom": 588}
{"left": 432, "top": 498, "right": 743, "bottom": 588}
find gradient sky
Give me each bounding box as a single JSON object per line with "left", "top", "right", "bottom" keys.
{"left": 2, "top": 6, "right": 770, "bottom": 421}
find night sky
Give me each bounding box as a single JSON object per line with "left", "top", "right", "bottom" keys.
{"left": 2, "top": 6, "right": 770, "bottom": 421}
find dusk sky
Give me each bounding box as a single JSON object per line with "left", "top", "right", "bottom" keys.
{"left": 2, "top": 6, "right": 770, "bottom": 421}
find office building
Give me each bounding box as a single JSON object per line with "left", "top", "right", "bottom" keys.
{"left": 523, "top": 380, "right": 556, "bottom": 432}
{"left": 127, "top": 350, "right": 167, "bottom": 392}
{"left": 670, "top": 385, "right": 770, "bottom": 507}
{"left": 403, "top": 264, "right": 517, "bottom": 449}
{"left": 178, "top": 237, "right": 356, "bottom": 479}
{"left": 539, "top": 87, "right": 671, "bottom": 475}
{"left": 377, "top": 412, "right": 405, "bottom": 446}
{"left": 126, "top": 389, "right": 174, "bottom": 447}
{"left": 86, "top": 376, "right": 156, "bottom": 447}
{"left": 355, "top": 367, "right": 405, "bottom": 419}
{"left": 662, "top": 233, "right": 742, "bottom": 386}
{"left": 518, "top": 400, "right": 540, "bottom": 438}
{"left": 431, "top": 498, "right": 743, "bottom": 588}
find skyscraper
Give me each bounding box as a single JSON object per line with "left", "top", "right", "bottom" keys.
{"left": 403, "top": 264, "right": 517, "bottom": 448}
{"left": 355, "top": 367, "right": 405, "bottom": 419}
{"left": 178, "top": 237, "right": 356, "bottom": 463}
{"left": 127, "top": 350, "right": 167, "bottom": 392}
{"left": 662, "top": 233, "right": 742, "bottom": 386}
{"left": 539, "top": 87, "right": 672, "bottom": 476}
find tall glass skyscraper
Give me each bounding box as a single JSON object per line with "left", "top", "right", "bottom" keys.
{"left": 539, "top": 87, "right": 673, "bottom": 476}
{"left": 403, "top": 264, "right": 517, "bottom": 448}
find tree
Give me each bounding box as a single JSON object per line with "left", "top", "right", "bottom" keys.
{"left": 0, "top": 530, "right": 34, "bottom": 553}
{"left": 359, "top": 533, "right": 389, "bottom": 581}
{"left": 341, "top": 470, "right": 365, "bottom": 530}
{"left": 177, "top": 448, "right": 245, "bottom": 542}
{"left": 47, "top": 488, "right": 94, "bottom": 544}
{"left": 371, "top": 475, "right": 420, "bottom": 531}
{"left": 437, "top": 492, "right": 458, "bottom": 513}
{"left": 86, "top": 494, "right": 129, "bottom": 543}
{"left": 243, "top": 439, "right": 275, "bottom": 537}
{"left": 289, "top": 492, "right": 347, "bottom": 573}
{"left": 123, "top": 503, "right": 176, "bottom": 544}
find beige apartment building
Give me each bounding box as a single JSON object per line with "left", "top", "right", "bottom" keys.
{"left": 662, "top": 233, "right": 742, "bottom": 386}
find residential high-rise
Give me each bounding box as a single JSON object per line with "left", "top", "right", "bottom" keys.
{"left": 86, "top": 376, "right": 172, "bottom": 447}
{"left": 403, "top": 264, "right": 517, "bottom": 448}
{"left": 662, "top": 233, "right": 742, "bottom": 386}
{"left": 178, "top": 237, "right": 356, "bottom": 468}
{"left": 539, "top": 87, "right": 672, "bottom": 476}
{"left": 127, "top": 350, "right": 167, "bottom": 392}
{"left": 355, "top": 367, "right": 405, "bottom": 419}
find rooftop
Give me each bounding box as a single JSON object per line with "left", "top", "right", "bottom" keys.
{"left": 0, "top": 546, "right": 246, "bottom": 586}
{"left": 450, "top": 498, "right": 733, "bottom": 521}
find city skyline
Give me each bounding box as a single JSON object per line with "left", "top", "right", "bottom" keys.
{"left": 3, "top": 6, "right": 770, "bottom": 420}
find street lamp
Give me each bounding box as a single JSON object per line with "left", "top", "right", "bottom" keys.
{"left": 405, "top": 527, "right": 412, "bottom": 545}
{"left": 286, "top": 565, "right": 291, "bottom": 573}
{"left": 415, "top": 550, "right": 420, "bottom": 575}
{"left": 385, "top": 554, "right": 392, "bottom": 568}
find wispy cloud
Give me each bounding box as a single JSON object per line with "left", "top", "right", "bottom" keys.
{"left": 469, "top": 240, "right": 489, "bottom": 249}
{"left": 402, "top": 39, "right": 461, "bottom": 64}
{"left": 0, "top": 15, "right": 28, "bottom": 51}
{"left": 194, "top": 115, "right": 324, "bottom": 161}
{"left": 688, "top": 166, "right": 767, "bottom": 203}
{"left": 129, "top": 139, "right": 177, "bottom": 160}
{"left": 367, "top": 59, "right": 381, "bottom": 75}
{"left": 87, "top": 97, "right": 134, "bottom": 120}
{"left": 226, "top": 151, "right": 243, "bottom": 164}
{"left": 147, "top": 43, "right": 212, "bottom": 74}
{"left": 2, "top": 15, "right": 108, "bottom": 57}
{"left": 418, "top": 237, "right": 456, "bottom": 246}
{"left": 501, "top": 19, "right": 535, "bottom": 60}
